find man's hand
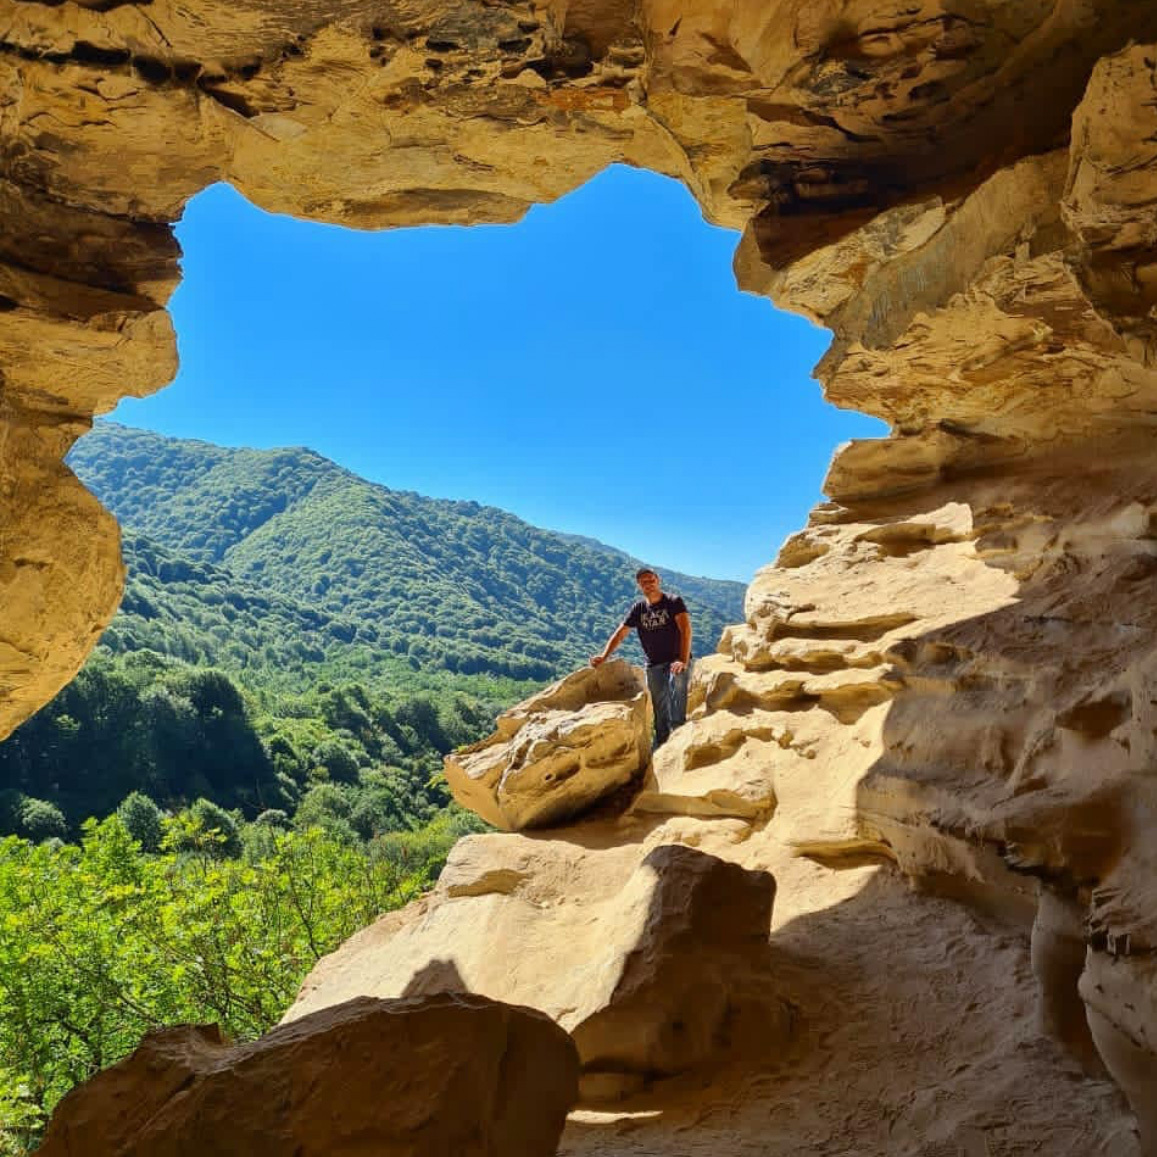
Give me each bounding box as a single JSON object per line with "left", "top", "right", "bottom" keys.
{"left": 593, "top": 625, "right": 630, "bottom": 669}
{"left": 671, "top": 660, "right": 686, "bottom": 675}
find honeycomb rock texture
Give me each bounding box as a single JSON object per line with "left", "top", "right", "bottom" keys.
{"left": 10, "top": 1, "right": 1157, "bottom": 1152}
{"left": 443, "top": 659, "right": 651, "bottom": 830}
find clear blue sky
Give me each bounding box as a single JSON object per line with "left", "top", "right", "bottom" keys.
{"left": 114, "top": 165, "right": 885, "bottom": 583}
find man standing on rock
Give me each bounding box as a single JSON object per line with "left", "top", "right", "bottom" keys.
{"left": 591, "top": 568, "right": 692, "bottom": 749}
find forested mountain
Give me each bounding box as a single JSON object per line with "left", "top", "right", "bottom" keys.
{"left": 0, "top": 423, "right": 745, "bottom": 836}
{"left": 69, "top": 422, "right": 745, "bottom": 684}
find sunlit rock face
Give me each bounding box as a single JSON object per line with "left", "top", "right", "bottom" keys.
{"left": 288, "top": 828, "right": 790, "bottom": 1101}
{"left": 9, "top": 0, "right": 1157, "bottom": 1150}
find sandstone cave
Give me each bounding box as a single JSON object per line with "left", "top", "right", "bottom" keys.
{"left": 4, "top": 1, "right": 1157, "bottom": 1153}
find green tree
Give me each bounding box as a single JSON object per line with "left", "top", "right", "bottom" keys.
{"left": 18, "top": 800, "right": 66, "bottom": 843}
{"left": 349, "top": 787, "right": 406, "bottom": 841}
{"left": 309, "top": 738, "right": 360, "bottom": 784}
{"left": 116, "top": 793, "right": 165, "bottom": 853}
{"left": 293, "top": 785, "right": 358, "bottom": 845}
{"left": 166, "top": 800, "right": 241, "bottom": 859}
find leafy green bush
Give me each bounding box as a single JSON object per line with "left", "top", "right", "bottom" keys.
{"left": 0, "top": 815, "right": 449, "bottom": 1148}
{"left": 18, "top": 800, "right": 66, "bottom": 843}
{"left": 309, "top": 738, "right": 360, "bottom": 784}
{"left": 116, "top": 792, "right": 164, "bottom": 852}
{"left": 350, "top": 787, "right": 406, "bottom": 840}
{"left": 172, "top": 799, "right": 242, "bottom": 858}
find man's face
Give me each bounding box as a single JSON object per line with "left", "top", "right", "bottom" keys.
{"left": 637, "top": 571, "right": 661, "bottom": 598}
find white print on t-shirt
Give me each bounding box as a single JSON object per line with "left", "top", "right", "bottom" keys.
{"left": 640, "top": 606, "right": 670, "bottom": 631}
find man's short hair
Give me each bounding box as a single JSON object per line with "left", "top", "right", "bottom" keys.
{"left": 635, "top": 568, "right": 658, "bottom": 581}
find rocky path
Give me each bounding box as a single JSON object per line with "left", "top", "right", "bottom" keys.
{"left": 560, "top": 856, "right": 1136, "bottom": 1157}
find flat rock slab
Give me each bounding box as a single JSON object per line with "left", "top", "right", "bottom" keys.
{"left": 38, "top": 993, "right": 579, "bottom": 1157}
{"left": 444, "top": 659, "right": 650, "bottom": 830}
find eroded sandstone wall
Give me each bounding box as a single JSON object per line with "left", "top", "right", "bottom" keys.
{"left": 7, "top": 0, "right": 1157, "bottom": 1148}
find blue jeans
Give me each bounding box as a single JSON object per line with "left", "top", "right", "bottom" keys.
{"left": 646, "top": 661, "right": 690, "bottom": 749}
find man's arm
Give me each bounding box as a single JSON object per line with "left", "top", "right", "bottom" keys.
{"left": 672, "top": 611, "right": 692, "bottom": 674}
{"left": 591, "top": 623, "right": 631, "bottom": 667}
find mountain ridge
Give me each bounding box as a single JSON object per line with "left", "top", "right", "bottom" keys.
{"left": 68, "top": 422, "right": 745, "bottom": 687}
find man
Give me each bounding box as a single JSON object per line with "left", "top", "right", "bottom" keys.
{"left": 591, "top": 568, "right": 692, "bottom": 749}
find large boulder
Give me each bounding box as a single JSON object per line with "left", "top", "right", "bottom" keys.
{"left": 567, "top": 842, "right": 782, "bottom": 1096}
{"left": 287, "top": 821, "right": 789, "bottom": 1100}
{"left": 444, "top": 659, "right": 651, "bottom": 830}
{"left": 38, "top": 994, "right": 579, "bottom": 1157}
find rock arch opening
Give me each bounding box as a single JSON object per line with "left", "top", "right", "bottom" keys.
{"left": 113, "top": 167, "right": 881, "bottom": 577}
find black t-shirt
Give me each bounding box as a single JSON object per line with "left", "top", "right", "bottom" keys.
{"left": 623, "top": 594, "right": 688, "bottom": 666}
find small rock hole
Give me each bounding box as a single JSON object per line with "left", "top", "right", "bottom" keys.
{"left": 1056, "top": 691, "right": 1132, "bottom": 739}
{"left": 132, "top": 56, "right": 172, "bottom": 84}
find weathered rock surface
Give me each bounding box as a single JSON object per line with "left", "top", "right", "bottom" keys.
{"left": 291, "top": 813, "right": 1141, "bottom": 1153}
{"left": 444, "top": 659, "right": 650, "bottom": 830}
{"left": 39, "top": 993, "right": 579, "bottom": 1157}
{"left": 10, "top": 0, "right": 1157, "bottom": 1152}
{"left": 288, "top": 820, "right": 789, "bottom": 1098}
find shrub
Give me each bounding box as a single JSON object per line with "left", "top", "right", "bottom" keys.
{"left": 20, "top": 798, "right": 67, "bottom": 842}
{"left": 166, "top": 799, "right": 242, "bottom": 858}
{"left": 350, "top": 787, "right": 405, "bottom": 841}
{"left": 309, "top": 738, "right": 360, "bottom": 784}
{"left": 294, "top": 784, "right": 353, "bottom": 830}
{"left": 190, "top": 799, "right": 241, "bottom": 856}
{"left": 116, "top": 792, "right": 164, "bottom": 852}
